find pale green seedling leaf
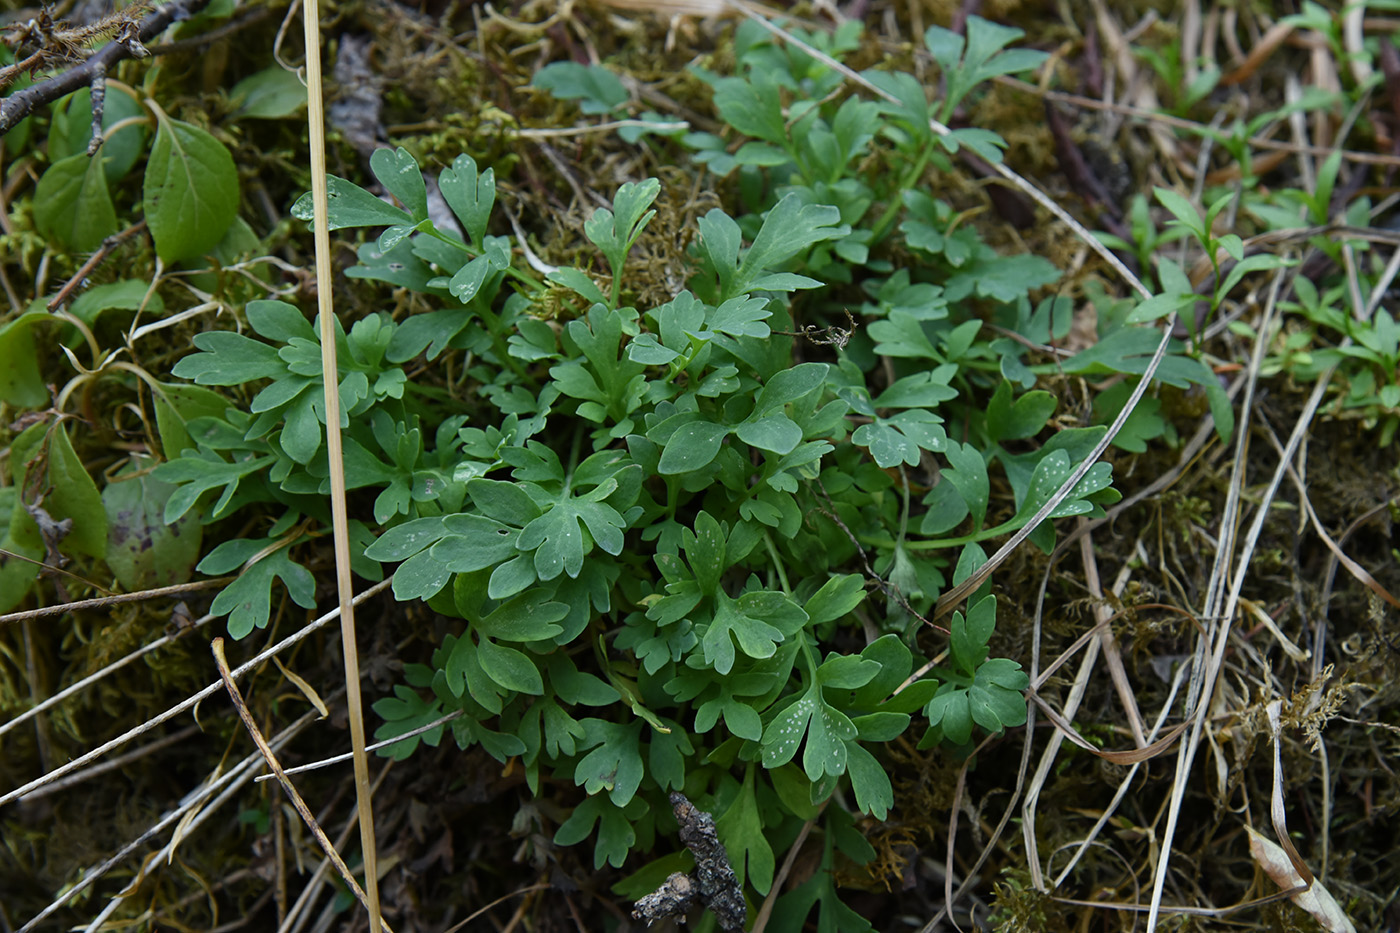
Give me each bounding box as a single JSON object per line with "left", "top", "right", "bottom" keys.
{"left": 585, "top": 178, "right": 661, "bottom": 284}
{"left": 533, "top": 61, "right": 629, "bottom": 114}
{"left": 1154, "top": 187, "right": 1205, "bottom": 241}
{"left": 230, "top": 66, "right": 307, "bottom": 119}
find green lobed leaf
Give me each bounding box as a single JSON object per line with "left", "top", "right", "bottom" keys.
{"left": 438, "top": 153, "right": 495, "bottom": 245}
{"left": 985, "top": 381, "right": 1056, "bottom": 442}
{"left": 474, "top": 589, "right": 568, "bottom": 642}
{"left": 716, "top": 771, "right": 776, "bottom": 894}
{"left": 533, "top": 61, "right": 629, "bottom": 114}
{"left": 658, "top": 421, "right": 729, "bottom": 474}
{"left": 949, "top": 593, "right": 995, "bottom": 675}
{"left": 574, "top": 719, "right": 646, "bottom": 806}
{"left": 476, "top": 636, "right": 545, "bottom": 694}
{"left": 803, "top": 573, "right": 865, "bottom": 626}
{"left": 554, "top": 794, "right": 638, "bottom": 869}
{"left": 844, "top": 741, "right": 893, "bottom": 819}
{"left": 372, "top": 686, "right": 445, "bottom": 760}
{"left": 941, "top": 439, "right": 989, "bottom": 531}
{"left": 700, "top": 589, "right": 789, "bottom": 675}
{"left": 293, "top": 175, "right": 413, "bottom": 230}
{"left": 203, "top": 543, "right": 316, "bottom": 640}
{"left": 370, "top": 147, "right": 428, "bottom": 221}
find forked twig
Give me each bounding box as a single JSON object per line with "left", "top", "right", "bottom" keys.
{"left": 212, "top": 639, "right": 396, "bottom": 933}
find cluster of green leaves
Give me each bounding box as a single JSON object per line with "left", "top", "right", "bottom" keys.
{"left": 34, "top": 15, "right": 1241, "bottom": 931}
{"left": 31, "top": 88, "right": 241, "bottom": 263}
{"left": 1107, "top": 5, "right": 1398, "bottom": 447}
{"left": 156, "top": 138, "right": 1118, "bottom": 929}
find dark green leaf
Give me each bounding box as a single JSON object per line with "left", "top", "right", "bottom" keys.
{"left": 475, "top": 589, "right": 568, "bottom": 642}
{"left": 103, "top": 457, "right": 202, "bottom": 590}
{"left": 0, "top": 311, "right": 49, "bottom": 407}
{"left": 144, "top": 117, "right": 239, "bottom": 263}
{"left": 34, "top": 153, "right": 118, "bottom": 251}
{"left": 844, "top": 741, "right": 893, "bottom": 818}
{"left": 476, "top": 636, "right": 545, "bottom": 694}
{"left": 716, "top": 772, "right": 776, "bottom": 894}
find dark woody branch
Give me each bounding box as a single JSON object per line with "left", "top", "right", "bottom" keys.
{"left": 0, "top": 0, "right": 214, "bottom": 137}
{"left": 633, "top": 793, "right": 748, "bottom": 931}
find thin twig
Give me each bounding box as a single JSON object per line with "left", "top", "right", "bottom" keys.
{"left": 255, "top": 710, "right": 464, "bottom": 782}
{"left": 0, "top": 608, "right": 218, "bottom": 739}
{"left": 20, "top": 724, "right": 202, "bottom": 802}
{"left": 18, "top": 709, "right": 322, "bottom": 933}
{"left": 45, "top": 221, "right": 148, "bottom": 312}
{"left": 0, "top": 576, "right": 229, "bottom": 626}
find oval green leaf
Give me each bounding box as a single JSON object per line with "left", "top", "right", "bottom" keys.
{"left": 143, "top": 117, "right": 239, "bottom": 263}
{"left": 35, "top": 153, "right": 118, "bottom": 252}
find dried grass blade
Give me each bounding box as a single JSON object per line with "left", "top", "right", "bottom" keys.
{"left": 301, "top": 0, "right": 383, "bottom": 925}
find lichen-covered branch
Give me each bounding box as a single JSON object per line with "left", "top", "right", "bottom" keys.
{"left": 0, "top": 0, "right": 213, "bottom": 136}
{"left": 633, "top": 793, "right": 747, "bottom": 932}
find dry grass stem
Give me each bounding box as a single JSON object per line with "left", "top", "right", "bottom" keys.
{"left": 211, "top": 638, "right": 395, "bottom": 933}
{"left": 0, "top": 578, "right": 391, "bottom": 809}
